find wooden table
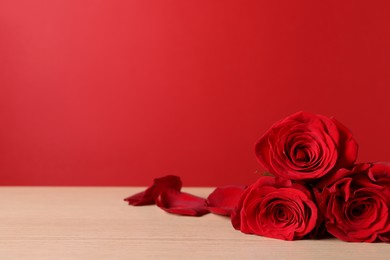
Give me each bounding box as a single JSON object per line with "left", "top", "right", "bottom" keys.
{"left": 0, "top": 187, "right": 389, "bottom": 259}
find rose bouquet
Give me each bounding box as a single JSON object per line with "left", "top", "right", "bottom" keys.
{"left": 125, "top": 112, "right": 390, "bottom": 242}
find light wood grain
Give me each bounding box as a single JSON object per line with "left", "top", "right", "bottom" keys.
{"left": 0, "top": 187, "right": 389, "bottom": 259}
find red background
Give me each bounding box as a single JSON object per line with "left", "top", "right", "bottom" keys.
{"left": 1, "top": 1, "right": 390, "bottom": 186}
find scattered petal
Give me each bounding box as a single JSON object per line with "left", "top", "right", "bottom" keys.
{"left": 207, "top": 185, "right": 247, "bottom": 216}
{"left": 124, "top": 175, "right": 182, "bottom": 206}
{"left": 156, "top": 189, "right": 209, "bottom": 216}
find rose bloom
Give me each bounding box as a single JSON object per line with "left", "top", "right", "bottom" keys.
{"left": 255, "top": 112, "right": 358, "bottom": 180}
{"left": 316, "top": 163, "right": 390, "bottom": 242}
{"left": 231, "top": 176, "right": 318, "bottom": 240}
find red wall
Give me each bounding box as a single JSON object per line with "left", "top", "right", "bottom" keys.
{"left": 1, "top": 1, "right": 390, "bottom": 186}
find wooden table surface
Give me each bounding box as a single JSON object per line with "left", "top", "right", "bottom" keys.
{"left": 0, "top": 187, "right": 389, "bottom": 259}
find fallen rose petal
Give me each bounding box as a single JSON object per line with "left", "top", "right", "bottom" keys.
{"left": 207, "top": 185, "right": 247, "bottom": 216}
{"left": 156, "top": 189, "right": 209, "bottom": 216}
{"left": 124, "top": 175, "right": 182, "bottom": 206}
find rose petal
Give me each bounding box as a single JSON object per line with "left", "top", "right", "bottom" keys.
{"left": 207, "top": 185, "right": 247, "bottom": 216}
{"left": 331, "top": 118, "right": 359, "bottom": 169}
{"left": 156, "top": 189, "right": 209, "bottom": 216}
{"left": 124, "top": 175, "right": 182, "bottom": 206}
{"left": 379, "top": 232, "right": 390, "bottom": 242}
{"left": 231, "top": 187, "right": 251, "bottom": 230}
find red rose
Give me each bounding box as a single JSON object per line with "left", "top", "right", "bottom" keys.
{"left": 255, "top": 112, "right": 358, "bottom": 180}
{"left": 231, "top": 176, "right": 318, "bottom": 240}
{"left": 315, "top": 163, "right": 390, "bottom": 242}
